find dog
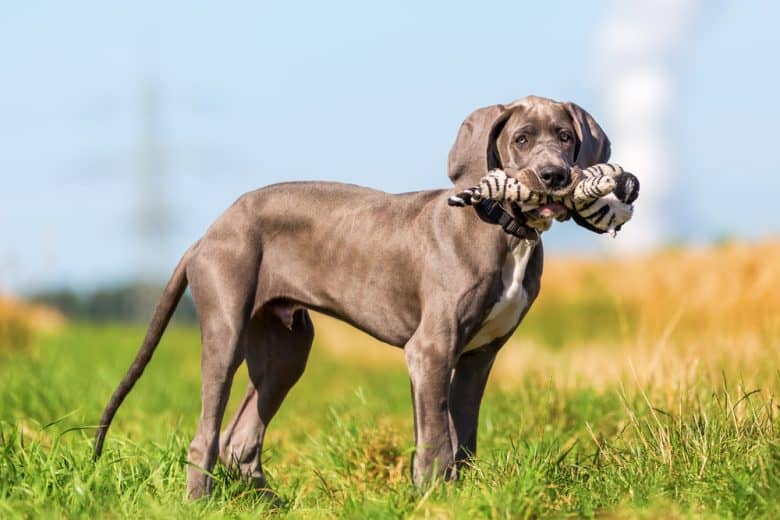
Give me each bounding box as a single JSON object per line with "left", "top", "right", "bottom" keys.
{"left": 93, "top": 95, "right": 611, "bottom": 499}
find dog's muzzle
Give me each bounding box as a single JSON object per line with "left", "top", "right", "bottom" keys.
{"left": 538, "top": 165, "right": 570, "bottom": 191}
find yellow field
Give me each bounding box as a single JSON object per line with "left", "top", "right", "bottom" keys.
{"left": 311, "top": 240, "right": 780, "bottom": 392}
{"left": 0, "top": 293, "right": 64, "bottom": 351}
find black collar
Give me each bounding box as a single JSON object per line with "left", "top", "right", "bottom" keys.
{"left": 474, "top": 199, "right": 539, "bottom": 240}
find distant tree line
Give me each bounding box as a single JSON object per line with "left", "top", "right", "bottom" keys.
{"left": 31, "top": 283, "right": 197, "bottom": 323}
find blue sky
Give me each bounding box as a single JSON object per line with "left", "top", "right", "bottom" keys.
{"left": 1, "top": 1, "right": 778, "bottom": 292}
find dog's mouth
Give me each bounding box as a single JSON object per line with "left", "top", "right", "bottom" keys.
{"left": 502, "top": 165, "right": 577, "bottom": 231}
{"left": 512, "top": 201, "right": 570, "bottom": 232}
{"left": 526, "top": 201, "right": 568, "bottom": 221}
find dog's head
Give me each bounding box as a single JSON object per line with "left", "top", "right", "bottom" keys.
{"left": 447, "top": 96, "right": 611, "bottom": 229}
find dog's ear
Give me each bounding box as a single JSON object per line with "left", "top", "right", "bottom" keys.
{"left": 447, "top": 104, "right": 513, "bottom": 187}
{"left": 564, "top": 102, "right": 611, "bottom": 167}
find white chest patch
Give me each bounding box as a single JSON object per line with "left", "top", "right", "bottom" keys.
{"left": 463, "top": 239, "right": 535, "bottom": 352}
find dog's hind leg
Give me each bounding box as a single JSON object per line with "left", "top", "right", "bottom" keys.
{"left": 449, "top": 345, "right": 500, "bottom": 467}
{"left": 219, "top": 308, "right": 314, "bottom": 490}
{"left": 186, "top": 320, "right": 244, "bottom": 499}
{"left": 185, "top": 251, "right": 258, "bottom": 499}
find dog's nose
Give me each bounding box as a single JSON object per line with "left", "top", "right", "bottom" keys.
{"left": 538, "top": 166, "right": 570, "bottom": 190}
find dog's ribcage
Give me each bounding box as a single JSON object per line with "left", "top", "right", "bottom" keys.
{"left": 463, "top": 239, "right": 535, "bottom": 352}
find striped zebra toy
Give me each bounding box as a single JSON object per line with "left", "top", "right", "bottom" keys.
{"left": 448, "top": 163, "right": 639, "bottom": 236}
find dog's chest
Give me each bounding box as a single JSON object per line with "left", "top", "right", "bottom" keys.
{"left": 463, "top": 240, "right": 535, "bottom": 352}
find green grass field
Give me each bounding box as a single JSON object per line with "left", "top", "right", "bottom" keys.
{"left": 1, "top": 316, "right": 778, "bottom": 518}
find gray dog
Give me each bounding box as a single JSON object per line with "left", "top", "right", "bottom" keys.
{"left": 93, "top": 95, "right": 611, "bottom": 499}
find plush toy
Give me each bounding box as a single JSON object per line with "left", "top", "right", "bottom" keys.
{"left": 448, "top": 163, "right": 639, "bottom": 236}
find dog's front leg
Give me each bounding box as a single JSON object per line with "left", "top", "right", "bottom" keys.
{"left": 404, "top": 319, "right": 458, "bottom": 485}
{"left": 449, "top": 345, "right": 500, "bottom": 466}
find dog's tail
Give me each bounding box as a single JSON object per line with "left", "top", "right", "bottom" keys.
{"left": 92, "top": 245, "right": 194, "bottom": 461}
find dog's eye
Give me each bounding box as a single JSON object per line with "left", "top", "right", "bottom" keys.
{"left": 515, "top": 135, "right": 528, "bottom": 145}
{"left": 559, "top": 131, "right": 572, "bottom": 143}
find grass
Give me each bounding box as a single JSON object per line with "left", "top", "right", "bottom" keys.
{"left": 1, "top": 241, "right": 779, "bottom": 518}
